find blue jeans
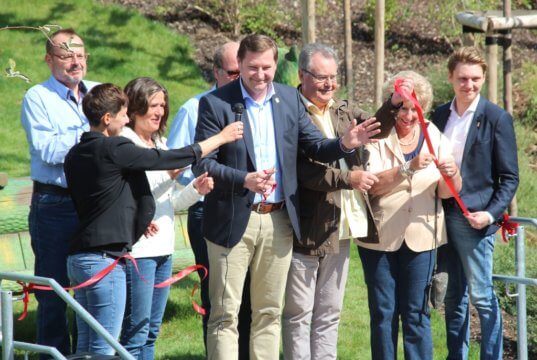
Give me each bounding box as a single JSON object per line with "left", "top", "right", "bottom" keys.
{"left": 120, "top": 255, "right": 172, "bottom": 360}
{"left": 358, "top": 242, "right": 434, "bottom": 360}
{"left": 444, "top": 206, "right": 503, "bottom": 360}
{"left": 29, "top": 192, "right": 79, "bottom": 356}
{"left": 189, "top": 202, "right": 251, "bottom": 359}
{"left": 67, "top": 252, "right": 126, "bottom": 355}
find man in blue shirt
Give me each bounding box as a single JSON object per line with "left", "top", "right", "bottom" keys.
{"left": 20, "top": 28, "right": 98, "bottom": 357}
{"left": 168, "top": 41, "right": 256, "bottom": 359}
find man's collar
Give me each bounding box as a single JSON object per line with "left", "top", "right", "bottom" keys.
{"left": 239, "top": 78, "right": 275, "bottom": 104}
{"left": 450, "top": 94, "right": 480, "bottom": 116}
{"left": 298, "top": 88, "right": 334, "bottom": 114}
{"left": 47, "top": 75, "right": 87, "bottom": 100}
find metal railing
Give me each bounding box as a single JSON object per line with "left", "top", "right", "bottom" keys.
{"left": 492, "top": 216, "right": 537, "bottom": 360}
{"left": 0, "top": 272, "right": 134, "bottom": 360}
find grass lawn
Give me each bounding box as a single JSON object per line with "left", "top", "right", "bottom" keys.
{"left": 11, "top": 248, "right": 484, "bottom": 360}
{"left": 0, "top": 0, "right": 209, "bottom": 177}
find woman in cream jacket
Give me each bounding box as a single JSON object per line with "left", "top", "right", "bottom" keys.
{"left": 355, "top": 71, "right": 462, "bottom": 360}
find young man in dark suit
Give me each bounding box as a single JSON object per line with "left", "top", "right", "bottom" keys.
{"left": 194, "top": 34, "right": 381, "bottom": 359}
{"left": 432, "top": 47, "right": 519, "bottom": 360}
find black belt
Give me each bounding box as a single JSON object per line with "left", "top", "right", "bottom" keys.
{"left": 33, "top": 181, "right": 70, "bottom": 196}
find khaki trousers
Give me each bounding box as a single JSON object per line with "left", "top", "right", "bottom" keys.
{"left": 206, "top": 208, "right": 293, "bottom": 360}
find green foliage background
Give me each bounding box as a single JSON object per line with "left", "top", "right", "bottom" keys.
{"left": 0, "top": 0, "right": 209, "bottom": 177}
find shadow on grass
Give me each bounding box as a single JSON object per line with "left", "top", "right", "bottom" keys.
{"left": 107, "top": 7, "right": 133, "bottom": 27}
{"left": 0, "top": 1, "right": 76, "bottom": 29}
{"left": 157, "top": 43, "right": 202, "bottom": 84}
{"left": 157, "top": 352, "right": 205, "bottom": 360}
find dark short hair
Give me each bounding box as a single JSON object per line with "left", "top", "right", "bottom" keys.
{"left": 46, "top": 28, "right": 84, "bottom": 54}
{"left": 447, "top": 47, "right": 488, "bottom": 75}
{"left": 124, "top": 77, "right": 169, "bottom": 137}
{"left": 238, "top": 34, "right": 278, "bottom": 62}
{"left": 82, "top": 83, "right": 128, "bottom": 127}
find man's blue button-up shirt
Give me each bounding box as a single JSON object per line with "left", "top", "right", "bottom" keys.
{"left": 240, "top": 80, "right": 283, "bottom": 204}
{"left": 21, "top": 75, "right": 98, "bottom": 187}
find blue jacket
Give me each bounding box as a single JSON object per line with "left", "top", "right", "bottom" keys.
{"left": 432, "top": 97, "right": 519, "bottom": 236}
{"left": 194, "top": 79, "right": 349, "bottom": 248}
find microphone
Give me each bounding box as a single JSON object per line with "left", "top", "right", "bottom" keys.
{"left": 232, "top": 103, "right": 244, "bottom": 122}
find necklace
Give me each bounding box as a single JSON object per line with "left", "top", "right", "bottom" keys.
{"left": 142, "top": 136, "right": 155, "bottom": 148}
{"left": 398, "top": 127, "right": 417, "bottom": 146}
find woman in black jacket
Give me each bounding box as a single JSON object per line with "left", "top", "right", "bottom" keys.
{"left": 64, "top": 83, "right": 242, "bottom": 356}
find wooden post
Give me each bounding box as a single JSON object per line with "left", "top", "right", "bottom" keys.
{"left": 485, "top": 32, "right": 498, "bottom": 104}
{"left": 503, "top": 0, "right": 513, "bottom": 115}
{"left": 374, "top": 0, "right": 385, "bottom": 108}
{"left": 301, "top": 0, "right": 316, "bottom": 44}
{"left": 344, "top": 0, "right": 353, "bottom": 105}
{"left": 502, "top": 0, "right": 517, "bottom": 216}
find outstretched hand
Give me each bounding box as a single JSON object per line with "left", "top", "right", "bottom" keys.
{"left": 168, "top": 168, "right": 185, "bottom": 180}
{"left": 193, "top": 172, "right": 214, "bottom": 195}
{"left": 220, "top": 121, "right": 244, "bottom": 144}
{"left": 341, "top": 117, "right": 381, "bottom": 150}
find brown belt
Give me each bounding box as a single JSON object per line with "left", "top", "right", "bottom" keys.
{"left": 251, "top": 201, "right": 285, "bottom": 214}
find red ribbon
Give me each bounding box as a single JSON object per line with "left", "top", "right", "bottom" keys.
{"left": 16, "top": 256, "right": 207, "bottom": 320}
{"left": 499, "top": 213, "right": 518, "bottom": 243}
{"left": 261, "top": 169, "right": 277, "bottom": 203}
{"left": 393, "top": 79, "right": 469, "bottom": 216}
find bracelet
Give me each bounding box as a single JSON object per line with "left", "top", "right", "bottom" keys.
{"left": 399, "top": 161, "right": 415, "bottom": 178}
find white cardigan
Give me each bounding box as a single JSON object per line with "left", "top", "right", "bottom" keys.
{"left": 121, "top": 127, "right": 202, "bottom": 258}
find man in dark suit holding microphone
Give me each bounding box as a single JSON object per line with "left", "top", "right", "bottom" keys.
{"left": 194, "top": 34, "right": 381, "bottom": 359}
{"left": 433, "top": 47, "right": 519, "bottom": 360}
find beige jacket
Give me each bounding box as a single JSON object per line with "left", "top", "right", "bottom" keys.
{"left": 355, "top": 122, "right": 454, "bottom": 252}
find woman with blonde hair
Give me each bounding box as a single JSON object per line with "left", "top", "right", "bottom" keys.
{"left": 356, "top": 71, "right": 462, "bottom": 359}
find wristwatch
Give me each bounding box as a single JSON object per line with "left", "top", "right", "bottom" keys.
{"left": 399, "top": 161, "right": 415, "bottom": 178}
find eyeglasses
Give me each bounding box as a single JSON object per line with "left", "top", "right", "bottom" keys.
{"left": 302, "top": 69, "right": 337, "bottom": 83}
{"left": 51, "top": 53, "right": 89, "bottom": 62}
{"left": 220, "top": 68, "right": 240, "bottom": 77}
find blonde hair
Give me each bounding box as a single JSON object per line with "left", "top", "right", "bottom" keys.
{"left": 382, "top": 70, "right": 433, "bottom": 113}
{"left": 448, "top": 47, "right": 487, "bottom": 75}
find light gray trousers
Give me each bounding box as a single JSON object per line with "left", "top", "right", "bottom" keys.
{"left": 282, "top": 239, "right": 351, "bottom": 360}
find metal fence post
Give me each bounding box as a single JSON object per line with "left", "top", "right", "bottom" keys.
{"left": 1, "top": 290, "right": 15, "bottom": 360}
{"left": 515, "top": 225, "right": 527, "bottom": 360}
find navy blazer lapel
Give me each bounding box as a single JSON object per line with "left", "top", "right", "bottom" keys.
{"left": 230, "top": 81, "right": 256, "bottom": 168}
{"left": 435, "top": 104, "right": 451, "bottom": 132}
{"left": 461, "top": 98, "right": 486, "bottom": 167}
{"left": 270, "top": 88, "right": 286, "bottom": 171}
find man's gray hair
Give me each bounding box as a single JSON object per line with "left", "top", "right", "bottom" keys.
{"left": 298, "top": 43, "right": 338, "bottom": 71}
